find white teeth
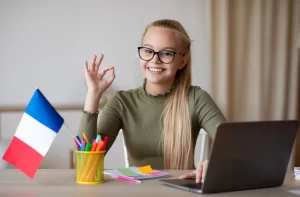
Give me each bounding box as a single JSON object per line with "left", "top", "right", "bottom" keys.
{"left": 148, "top": 67, "right": 163, "bottom": 72}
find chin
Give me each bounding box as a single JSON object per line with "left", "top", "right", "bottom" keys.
{"left": 145, "top": 77, "right": 163, "bottom": 84}
{"left": 145, "top": 76, "right": 173, "bottom": 85}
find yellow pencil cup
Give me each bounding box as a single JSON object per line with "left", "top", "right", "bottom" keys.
{"left": 76, "top": 150, "right": 105, "bottom": 184}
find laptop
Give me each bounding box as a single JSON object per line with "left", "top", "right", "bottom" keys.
{"left": 160, "top": 120, "right": 300, "bottom": 194}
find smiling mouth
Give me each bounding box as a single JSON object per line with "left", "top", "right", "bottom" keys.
{"left": 147, "top": 67, "right": 165, "bottom": 73}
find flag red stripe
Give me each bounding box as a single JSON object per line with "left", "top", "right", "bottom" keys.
{"left": 2, "top": 136, "right": 43, "bottom": 179}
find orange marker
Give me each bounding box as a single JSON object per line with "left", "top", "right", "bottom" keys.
{"left": 96, "top": 141, "right": 104, "bottom": 152}
{"left": 91, "top": 142, "right": 97, "bottom": 152}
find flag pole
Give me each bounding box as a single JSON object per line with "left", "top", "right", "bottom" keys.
{"left": 63, "top": 122, "right": 81, "bottom": 145}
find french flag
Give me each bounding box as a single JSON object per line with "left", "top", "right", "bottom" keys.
{"left": 2, "top": 89, "right": 64, "bottom": 179}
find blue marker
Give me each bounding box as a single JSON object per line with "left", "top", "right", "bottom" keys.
{"left": 81, "top": 141, "right": 85, "bottom": 151}
{"left": 76, "top": 136, "right": 81, "bottom": 144}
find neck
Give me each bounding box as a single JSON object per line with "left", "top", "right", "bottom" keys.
{"left": 145, "top": 79, "right": 175, "bottom": 96}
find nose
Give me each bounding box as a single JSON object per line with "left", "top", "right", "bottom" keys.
{"left": 151, "top": 53, "right": 162, "bottom": 64}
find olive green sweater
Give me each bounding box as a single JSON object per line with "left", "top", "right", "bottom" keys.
{"left": 77, "top": 85, "right": 227, "bottom": 169}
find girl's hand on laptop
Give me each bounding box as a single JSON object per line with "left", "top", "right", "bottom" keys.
{"left": 179, "top": 160, "right": 209, "bottom": 183}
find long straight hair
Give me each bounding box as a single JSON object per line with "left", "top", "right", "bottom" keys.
{"left": 142, "top": 19, "right": 193, "bottom": 169}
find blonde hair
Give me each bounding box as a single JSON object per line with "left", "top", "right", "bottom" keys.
{"left": 142, "top": 19, "right": 193, "bottom": 169}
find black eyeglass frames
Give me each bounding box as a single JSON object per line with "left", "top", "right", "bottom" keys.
{"left": 137, "top": 47, "right": 184, "bottom": 64}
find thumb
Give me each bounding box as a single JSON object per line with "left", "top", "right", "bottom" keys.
{"left": 201, "top": 160, "right": 209, "bottom": 183}
{"left": 196, "top": 162, "right": 203, "bottom": 183}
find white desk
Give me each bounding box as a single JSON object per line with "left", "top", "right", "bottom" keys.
{"left": 0, "top": 169, "right": 299, "bottom": 197}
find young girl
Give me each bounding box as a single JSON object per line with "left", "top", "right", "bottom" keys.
{"left": 78, "top": 19, "right": 227, "bottom": 183}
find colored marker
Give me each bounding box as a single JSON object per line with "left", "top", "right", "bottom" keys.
{"left": 96, "top": 134, "right": 101, "bottom": 143}
{"left": 100, "top": 136, "right": 109, "bottom": 151}
{"left": 85, "top": 143, "right": 92, "bottom": 151}
{"left": 76, "top": 136, "right": 81, "bottom": 144}
{"left": 96, "top": 141, "right": 104, "bottom": 151}
{"left": 83, "top": 132, "right": 89, "bottom": 144}
{"left": 111, "top": 175, "right": 141, "bottom": 184}
{"left": 73, "top": 138, "right": 80, "bottom": 147}
{"left": 91, "top": 142, "right": 98, "bottom": 152}
{"left": 81, "top": 141, "right": 86, "bottom": 151}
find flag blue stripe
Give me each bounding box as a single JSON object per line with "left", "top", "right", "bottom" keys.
{"left": 25, "top": 89, "right": 64, "bottom": 133}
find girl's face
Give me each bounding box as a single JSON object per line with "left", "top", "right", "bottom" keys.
{"left": 139, "top": 27, "right": 186, "bottom": 85}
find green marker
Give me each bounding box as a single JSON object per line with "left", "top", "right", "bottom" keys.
{"left": 85, "top": 143, "right": 92, "bottom": 151}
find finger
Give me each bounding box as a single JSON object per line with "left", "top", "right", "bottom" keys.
{"left": 98, "top": 66, "right": 114, "bottom": 80}
{"left": 179, "top": 175, "right": 187, "bottom": 179}
{"left": 106, "top": 67, "right": 115, "bottom": 85}
{"left": 179, "top": 171, "right": 195, "bottom": 179}
{"left": 90, "top": 54, "right": 97, "bottom": 71}
{"left": 98, "top": 66, "right": 114, "bottom": 78}
{"left": 196, "top": 162, "right": 203, "bottom": 183}
{"left": 95, "top": 54, "right": 104, "bottom": 73}
{"left": 84, "top": 61, "right": 89, "bottom": 73}
{"left": 201, "top": 160, "right": 209, "bottom": 183}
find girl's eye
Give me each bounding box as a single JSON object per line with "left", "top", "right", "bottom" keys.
{"left": 160, "top": 51, "right": 173, "bottom": 56}
{"left": 144, "top": 49, "right": 153, "bottom": 54}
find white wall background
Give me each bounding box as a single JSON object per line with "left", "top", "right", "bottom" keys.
{"left": 0, "top": 0, "right": 211, "bottom": 169}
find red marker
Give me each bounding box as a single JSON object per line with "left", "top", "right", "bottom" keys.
{"left": 100, "top": 136, "right": 109, "bottom": 151}
{"left": 73, "top": 138, "right": 80, "bottom": 147}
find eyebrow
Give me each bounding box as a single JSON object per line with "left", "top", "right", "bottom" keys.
{"left": 143, "top": 44, "right": 177, "bottom": 51}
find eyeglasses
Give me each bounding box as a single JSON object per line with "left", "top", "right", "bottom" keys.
{"left": 137, "top": 47, "right": 184, "bottom": 64}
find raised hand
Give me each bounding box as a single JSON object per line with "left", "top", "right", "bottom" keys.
{"left": 84, "top": 54, "right": 115, "bottom": 96}
{"left": 83, "top": 54, "right": 115, "bottom": 113}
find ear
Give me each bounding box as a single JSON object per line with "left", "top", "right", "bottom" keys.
{"left": 178, "top": 54, "right": 189, "bottom": 70}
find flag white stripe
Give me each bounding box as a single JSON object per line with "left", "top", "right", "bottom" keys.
{"left": 14, "top": 113, "right": 57, "bottom": 156}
